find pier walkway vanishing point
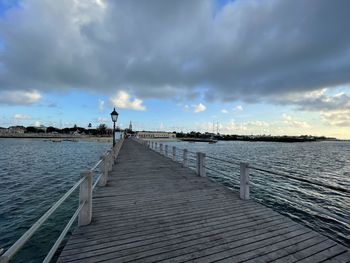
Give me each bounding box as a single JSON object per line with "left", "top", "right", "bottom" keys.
{"left": 57, "top": 139, "right": 350, "bottom": 263}
{"left": 1, "top": 139, "right": 349, "bottom": 263}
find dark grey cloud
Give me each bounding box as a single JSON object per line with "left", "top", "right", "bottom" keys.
{"left": 1, "top": 0, "right": 350, "bottom": 105}
{"left": 270, "top": 89, "right": 350, "bottom": 111}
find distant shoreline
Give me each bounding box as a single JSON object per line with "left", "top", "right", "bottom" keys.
{"left": 180, "top": 137, "right": 338, "bottom": 143}
{"left": 0, "top": 134, "right": 112, "bottom": 142}
{"left": 0, "top": 134, "right": 344, "bottom": 143}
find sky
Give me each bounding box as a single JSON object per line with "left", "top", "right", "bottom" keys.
{"left": 0, "top": 0, "right": 350, "bottom": 138}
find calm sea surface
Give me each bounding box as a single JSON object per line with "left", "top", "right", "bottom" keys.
{"left": 165, "top": 140, "right": 350, "bottom": 248}
{"left": 0, "top": 138, "right": 110, "bottom": 262}
{"left": 0, "top": 139, "right": 349, "bottom": 262}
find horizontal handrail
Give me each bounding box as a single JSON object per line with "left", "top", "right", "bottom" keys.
{"left": 149, "top": 140, "right": 349, "bottom": 195}
{"left": 90, "top": 148, "right": 112, "bottom": 172}
{"left": 93, "top": 173, "right": 103, "bottom": 190}
{"left": 0, "top": 138, "right": 125, "bottom": 263}
{"left": 0, "top": 176, "right": 86, "bottom": 261}
{"left": 146, "top": 139, "right": 349, "bottom": 194}
{"left": 204, "top": 165, "right": 234, "bottom": 178}
{"left": 254, "top": 185, "right": 350, "bottom": 226}
{"left": 249, "top": 164, "right": 350, "bottom": 194}
{"left": 142, "top": 139, "right": 349, "bottom": 229}
{"left": 42, "top": 201, "right": 86, "bottom": 263}
{"left": 90, "top": 159, "right": 103, "bottom": 172}
{"left": 206, "top": 154, "right": 241, "bottom": 166}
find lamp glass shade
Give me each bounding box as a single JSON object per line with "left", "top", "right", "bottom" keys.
{"left": 110, "top": 108, "right": 119, "bottom": 122}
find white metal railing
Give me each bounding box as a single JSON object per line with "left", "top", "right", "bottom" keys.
{"left": 0, "top": 138, "right": 124, "bottom": 263}
{"left": 135, "top": 139, "right": 350, "bottom": 229}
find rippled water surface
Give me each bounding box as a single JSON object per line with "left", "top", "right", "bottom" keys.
{"left": 0, "top": 138, "right": 110, "bottom": 262}
{"left": 1, "top": 139, "right": 350, "bottom": 262}
{"left": 164, "top": 140, "right": 350, "bottom": 248}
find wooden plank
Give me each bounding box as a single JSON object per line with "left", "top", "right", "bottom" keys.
{"left": 297, "top": 244, "right": 349, "bottom": 263}
{"left": 271, "top": 239, "right": 338, "bottom": 263}
{"left": 57, "top": 139, "right": 350, "bottom": 263}
{"left": 59, "top": 214, "right": 284, "bottom": 259}
{"left": 322, "top": 250, "right": 350, "bottom": 262}
{"left": 59, "top": 220, "right": 296, "bottom": 262}
{"left": 67, "top": 206, "right": 272, "bottom": 245}
{"left": 214, "top": 231, "right": 319, "bottom": 262}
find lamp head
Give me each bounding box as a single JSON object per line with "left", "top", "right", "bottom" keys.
{"left": 110, "top": 108, "right": 119, "bottom": 123}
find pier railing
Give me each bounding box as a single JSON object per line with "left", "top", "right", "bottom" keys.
{"left": 136, "top": 139, "right": 350, "bottom": 229}
{"left": 0, "top": 138, "right": 124, "bottom": 263}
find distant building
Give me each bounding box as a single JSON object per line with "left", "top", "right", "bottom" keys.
{"left": 136, "top": 131, "right": 176, "bottom": 139}
{"left": 0, "top": 127, "right": 8, "bottom": 134}
{"left": 8, "top": 126, "right": 25, "bottom": 134}
{"left": 115, "top": 131, "right": 124, "bottom": 140}
{"left": 129, "top": 121, "right": 132, "bottom": 131}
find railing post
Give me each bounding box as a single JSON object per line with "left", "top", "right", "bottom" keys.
{"left": 115, "top": 141, "right": 119, "bottom": 159}
{"left": 78, "top": 170, "right": 92, "bottom": 226}
{"left": 106, "top": 151, "right": 109, "bottom": 172}
{"left": 160, "top": 143, "right": 163, "bottom": 155}
{"left": 155, "top": 142, "right": 158, "bottom": 151}
{"left": 112, "top": 147, "right": 116, "bottom": 164}
{"left": 182, "top": 149, "right": 188, "bottom": 167}
{"left": 107, "top": 151, "right": 112, "bottom": 172}
{"left": 240, "top": 162, "right": 250, "bottom": 200}
{"left": 165, "top": 145, "right": 168, "bottom": 157}
{"left": 98, "top": 155, "right": 108, "bottom": 186}
{"left": 172, "top": 146, "right": 176, "bottom": 161}
{"left": 196, "top": 152, "right": 206, "bottom": 177}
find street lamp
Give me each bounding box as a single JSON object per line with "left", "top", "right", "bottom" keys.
{"left": 110, "top": 107, "right": 119, "bottom": 147}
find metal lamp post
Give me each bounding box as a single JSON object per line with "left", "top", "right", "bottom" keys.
{"left": 110, "top": 108, "right": 119, "bottom": 147}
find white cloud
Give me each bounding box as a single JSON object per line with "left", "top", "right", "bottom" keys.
{"left": 193, "top": 103, "right": 206, "bottom": 113}
{"left": 14, "top": 114, "right": 32, "bottom": 120}
{"left": 95, "top": 0, "right": 106, "bottom": 9}
{"left": 0, "top": 90, "right": 42, "bottom": 105}
{"left": 34, "top": 121, "right": 41, "bottom": 127}
{"left": 2, "top": 1, "right": 350, "bottom": 105}
{"left": 98, "top": 99, "right": 105, "bottom": 112}
{"left": 221, "top": 109, "right": 229, "bottom": 114}
{"left": 110, "top": 91, "right": 146, "bottom": 111}
{"left": 320, "top": 110, "right": 350, "bottom": 127}
{"left": 282, "top": 114, "right": 310, "bottom": 128}
{"left": 235, "top": 105, "right": 243, "bottom": 111}
{"left": 274, "top": 88, "right": 350, "bottom": 111}
{"left": 273, "top": 87, "right": 350, "bottom": 127}
{"left": 197, "top": 119, "right": 270, "bottom": 134}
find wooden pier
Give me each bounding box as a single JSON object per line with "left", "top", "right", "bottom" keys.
{"left": 55, "top": 139, "right": 350, "bottom": 262}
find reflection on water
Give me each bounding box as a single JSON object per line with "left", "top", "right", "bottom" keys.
{"left": 0, "top": 138, "right": 110, "bottom": 262}
{"left": 1, "top": 139, "right": 349, "bottom": 262}
{"left": 165, "top": 140, "right": 350, "bottom": 248}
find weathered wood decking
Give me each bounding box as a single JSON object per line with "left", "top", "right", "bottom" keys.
{"left": 58, "top": 139, "right": 350, "bottom": 263}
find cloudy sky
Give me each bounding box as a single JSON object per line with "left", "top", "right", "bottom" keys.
{"left": 1, "top": 0, "right": 350, "bottom": 138}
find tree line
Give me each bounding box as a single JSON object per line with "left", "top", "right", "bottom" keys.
{"left": 6, "top": 124, "right": 124, "bottom": 136}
